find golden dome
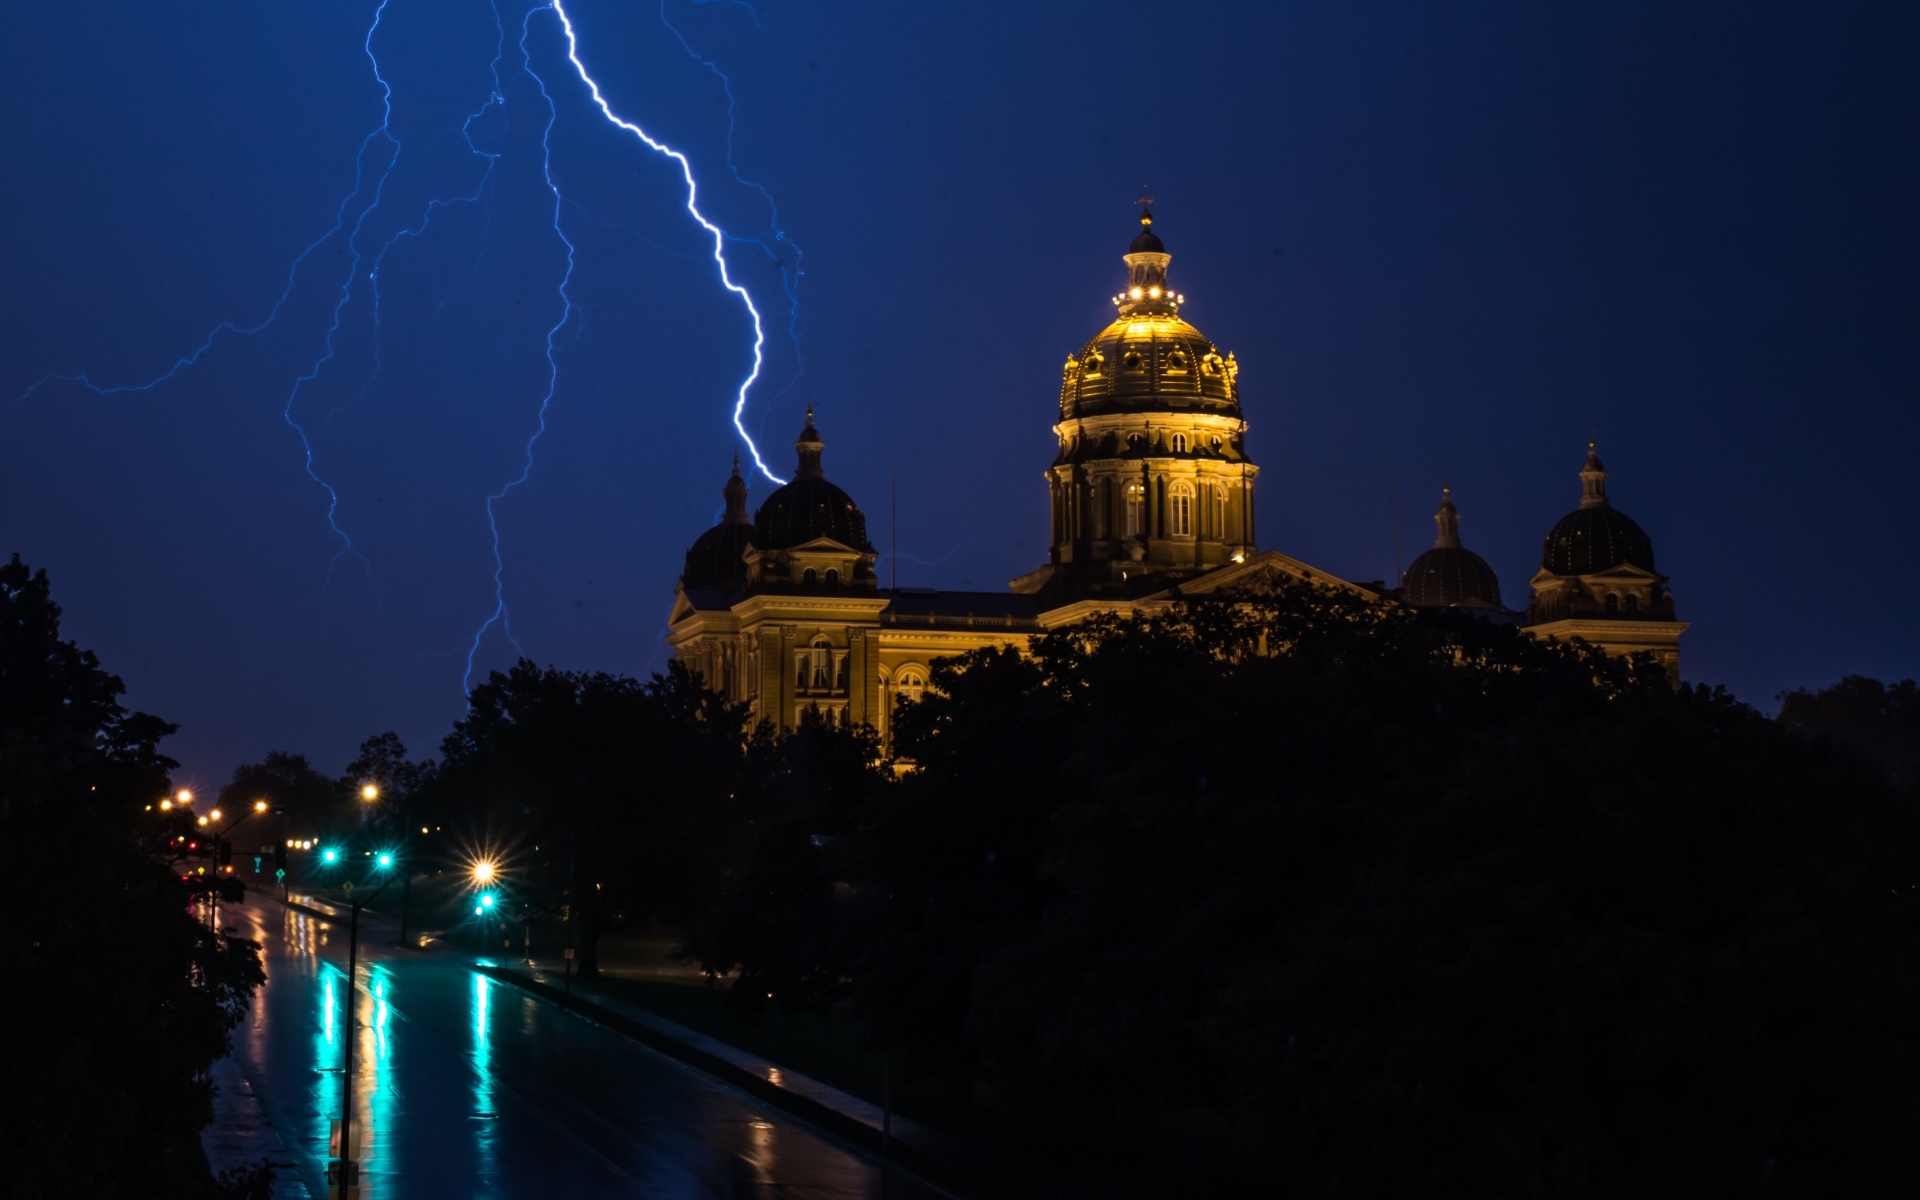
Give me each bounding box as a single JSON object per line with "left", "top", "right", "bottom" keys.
{"left": 1060, "top": 313, "right": 1239, "bottom": 418}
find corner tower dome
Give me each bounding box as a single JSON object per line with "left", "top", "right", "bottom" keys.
{"left": 751, "top": 408, "right": 874, "bottom": 552}
{"left": 1539, "top": 442, "right": 1655, "bottom": 575}
{"left": 1059, "top": 203, "right": 1242, "bottom": 421}
{"left": 681, "top": 458, "right": 755, "bottom": 590}
{"left": 1403, "top": 487, "right": 1502, "bottom": 609}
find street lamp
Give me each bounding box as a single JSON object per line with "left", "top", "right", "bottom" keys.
{"left": 330, "top": 851, "right": 397, "bottom": 1196}
{"left": 360, "top": 782, "right": 380, "bottom": 803}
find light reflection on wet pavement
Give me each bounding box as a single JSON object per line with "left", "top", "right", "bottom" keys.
{"left": 224, "top": 894, "right": 942, "bottom": 1198}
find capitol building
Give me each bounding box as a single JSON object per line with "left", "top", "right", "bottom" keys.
{"left": 668, "top": 206, "right": 1687, "bottom": 745}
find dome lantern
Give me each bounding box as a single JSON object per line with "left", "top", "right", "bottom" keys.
{"left": 1114, "top": 192, "right": 1184, "bottom": 318}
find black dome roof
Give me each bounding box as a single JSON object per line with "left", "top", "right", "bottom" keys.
{"left": 1404, "top": 546, "right": 1502, "bottom": 609}
{"left": 754, "top": 477, "right": 873, "bottom": 552}
{"left": 1542, "top": 506, "right": 1655, "bottom": 575}
{"left": 682, "top": 521, "right": 754, "bottom": 589}
{"left": 1129, "top": 225, "right": 1165, "bottom": 253}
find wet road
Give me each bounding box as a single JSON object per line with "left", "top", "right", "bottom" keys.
{"left": 222, "top": 892, "right": 943, "bottom": 1199}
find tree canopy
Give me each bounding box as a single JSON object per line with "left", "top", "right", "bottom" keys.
{"left": 0, "top": 555, "right": 264, "bottom": 1196}
{"left": 688, "top": 582, "right": 1920, "bottom": 1193}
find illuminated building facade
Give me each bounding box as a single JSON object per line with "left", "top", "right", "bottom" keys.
{"left": 669, "top": 206, "right": 1686, "bottom": 741}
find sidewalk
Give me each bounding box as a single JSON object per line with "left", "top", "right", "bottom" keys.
{"left": 202, "top": 1056, "right": 314, "bottom": 1200}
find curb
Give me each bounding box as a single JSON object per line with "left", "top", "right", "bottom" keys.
{"left": 473, "top": 964, "right": 978, "bottom": 1199}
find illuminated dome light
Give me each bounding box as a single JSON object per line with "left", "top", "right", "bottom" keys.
{"left": 1059, "top": 204, "right": 1242, "bottom": 420}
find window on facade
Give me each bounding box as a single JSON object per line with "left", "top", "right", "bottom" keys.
{"left": 897, "top": 670, "right": 927, "bottom": 703}
{"left": 1166, "top": 349, "right": 1189, "bottom": 370}
{"left": 1624, "top": 593, "right": 1640, "bottom": 614}
{"left": 1169, "top": 483, "right": 1194, "bottom": 536}
{"left": 1211, "top": 487, "right": 1227, "bottom": 537}
{"left": 825, "top": 568, "right": 840, "bottom": 588}
{"left": 1122, "top": 350, "right": 1143, "bottom": 370}
{"left": 1605, "top": 593, "right": 1619, "bottom": 615}
{"left": 1171, "top": 433, "right": 1187, "bottom": 453}
{"left": 802, "top": 567, "right": 817, "bottom": 587}
{"left": 811, "top": 637, "right": 832, "bottom": 689}
{"left": 1124, "top": 482, "right": 1145, "bottom": 537}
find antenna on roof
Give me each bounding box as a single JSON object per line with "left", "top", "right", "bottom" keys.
{"left": 890, "top": 464, "right": 897, "bottom": 593}
{"left": 1393, "top": 484, "right": 1402, "bottom": 584}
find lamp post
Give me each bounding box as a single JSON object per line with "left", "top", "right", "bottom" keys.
{"left": 329, "top": 857, "right": 395, "bottom": 1199}
{"left": 203, "top": 800, "right": 270, "bottom": 930}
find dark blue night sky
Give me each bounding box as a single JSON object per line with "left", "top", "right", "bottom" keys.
{"left": 3, "top": 0, "right": 1914, "bottom": 786}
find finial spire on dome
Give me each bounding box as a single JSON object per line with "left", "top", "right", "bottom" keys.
{"left": 1579, "top": 438, "right": 1609, "bottom": 509}
{"left": 1117, "top": 192, "right": 1179, "bottom": 315}
{"left": 1433, "top": 485, "right": 1461, "bottom": 548}
{"left": 795, "top": 405, "right": 825, "bottom": 479}
{"left": 722, "top": 456, "right": 750, "bottom": 523}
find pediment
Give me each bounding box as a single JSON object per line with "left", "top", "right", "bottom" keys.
{"left": 1156, "top": 550, "right": 1370, "bottom": 599}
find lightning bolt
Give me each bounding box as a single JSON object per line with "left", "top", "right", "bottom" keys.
{"left": 656, "top": 0, "right": 806, "bottom": 422}
{"left": 546, "top": 0, "right": 784, "bottom": 487}
{"left": 463, "top": 0, "right": 798, "bottom": 690}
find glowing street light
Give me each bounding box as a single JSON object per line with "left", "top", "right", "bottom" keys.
{"left": 209, "top": 809, "right": 222, "bottom": 822}
{"left": 253, "top": 800, "right": 268, "bottom": 813}
{"left": 472, "top": 860, "right": 496, "bottom": 885}
{"left": 196, "top": 816, "right": 209, "bottom": 827}
{"left": 177, "top": 789, "right": 193, "bottom": 805}
{"left": 360, "top": 782, "right": 380, "bottom": 803}
{"left": 159, "top": 799, "right": 172, "bottom": 812}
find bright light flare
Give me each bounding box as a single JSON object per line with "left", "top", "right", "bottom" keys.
{"left": 177, "top": 789, "right": 193, "bottom": 805}
{"left": 361, "top": 782, "right": 380, "bottom": 802}
{"left": 254, "top": 800, "right": 269, "bottom": 812}
{"left": 376, "top": 852, "right": 394, "bottom": 868}
{"left": 472, "top": 860, "right": 496, "bottom": 885}
{"left": 321, "top": 847, "right": 340, "bottom": 864}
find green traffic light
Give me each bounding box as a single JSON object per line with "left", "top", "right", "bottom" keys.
{"left": 321, "top": 847, "right": 339, "bottom": 864}
{"left": 479, "top": 892, "right": 495, "bottom": 909}
{"left": 376, "top": 852, "right": 393, "bottom": 868}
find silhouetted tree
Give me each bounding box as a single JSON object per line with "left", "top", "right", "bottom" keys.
{"left": 432, "top": 659, "right": 747, "bottom": 974}
{"left": 1779, "top": 674, "right": 1920, "bottom": 790}
{"left": 698, "top": 580, "right": 1920, "bottom": 1193}
{"left": 217, "top": 749, "right": 340, "bottom": 837}
{"left": 0, "top": 554, "right": 265, "bottom": 1197}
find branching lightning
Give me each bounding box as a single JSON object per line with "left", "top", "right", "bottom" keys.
{"left": 657, "top": 0, "right": 807, "bottom": 419}
{"left": 546, "top": 0, "right": 786, "bottom": 487}
{"left": 19, "top": 0, "right": 808, "bottom": 705}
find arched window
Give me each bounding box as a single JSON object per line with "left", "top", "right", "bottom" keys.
{"left": 1624, "top": 593, "right": 1640, "bottom": 614}
{"left": 802, "top": 567, "right": 817, "bottom": 587}
{"left": 1126, "top": 432, "right": 1144, "bottom": 452}
{"left": 1122, "top": 350, "right": 1144, "bottom": 371}
{"left": 824, "top": 568, "right": 840, "bottom": 588}
{"left": 1169, "top": 482, "right": 1194, "bottom": 537}
{"left": 896, "top": 669, "right": 927, "bottom": 704}
{"left": 1211, "top": 487, "right": 1228, "bottom": 537}
{"left": 1124, "top": 482, "right": 1145, "bottom": 538}
{"left": 1605, "top": 593, "right": 1619, "bottom": 615}
{"left": 1165, "top": 349, "right": 1189, "bottom": 371}
{"left": 1171, "top": 433, "right": 1187, "bottom": 453}
{"left": 811, "top": 637, "right": 833, "bottom": 689}
{"left": 1083, "top": 353, "right": 1102, "bottom": 376}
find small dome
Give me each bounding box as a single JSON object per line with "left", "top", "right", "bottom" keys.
{"left": 1129, "top": 224, "right": 1165, "bottom": 254}
{"left": 1539, "top": 443, "right": 1655, "bottom": 575}
{"left": 751, "top": 409, "right": 873, "bottom": 552}
{"left": 1405, "top": 546, "right": 1502, "bottom": 609}
{"left": 682, "top": 522, "right": 755, "bottom": 589}
{"left": 1404, "top": 487, "right": 1501, "bottom": 608}
{"left": 1541, "top": 506, "right": 1655, "bottom": 575}
{"left": 753, "top": 477, "right": 873, "bottom": 552}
